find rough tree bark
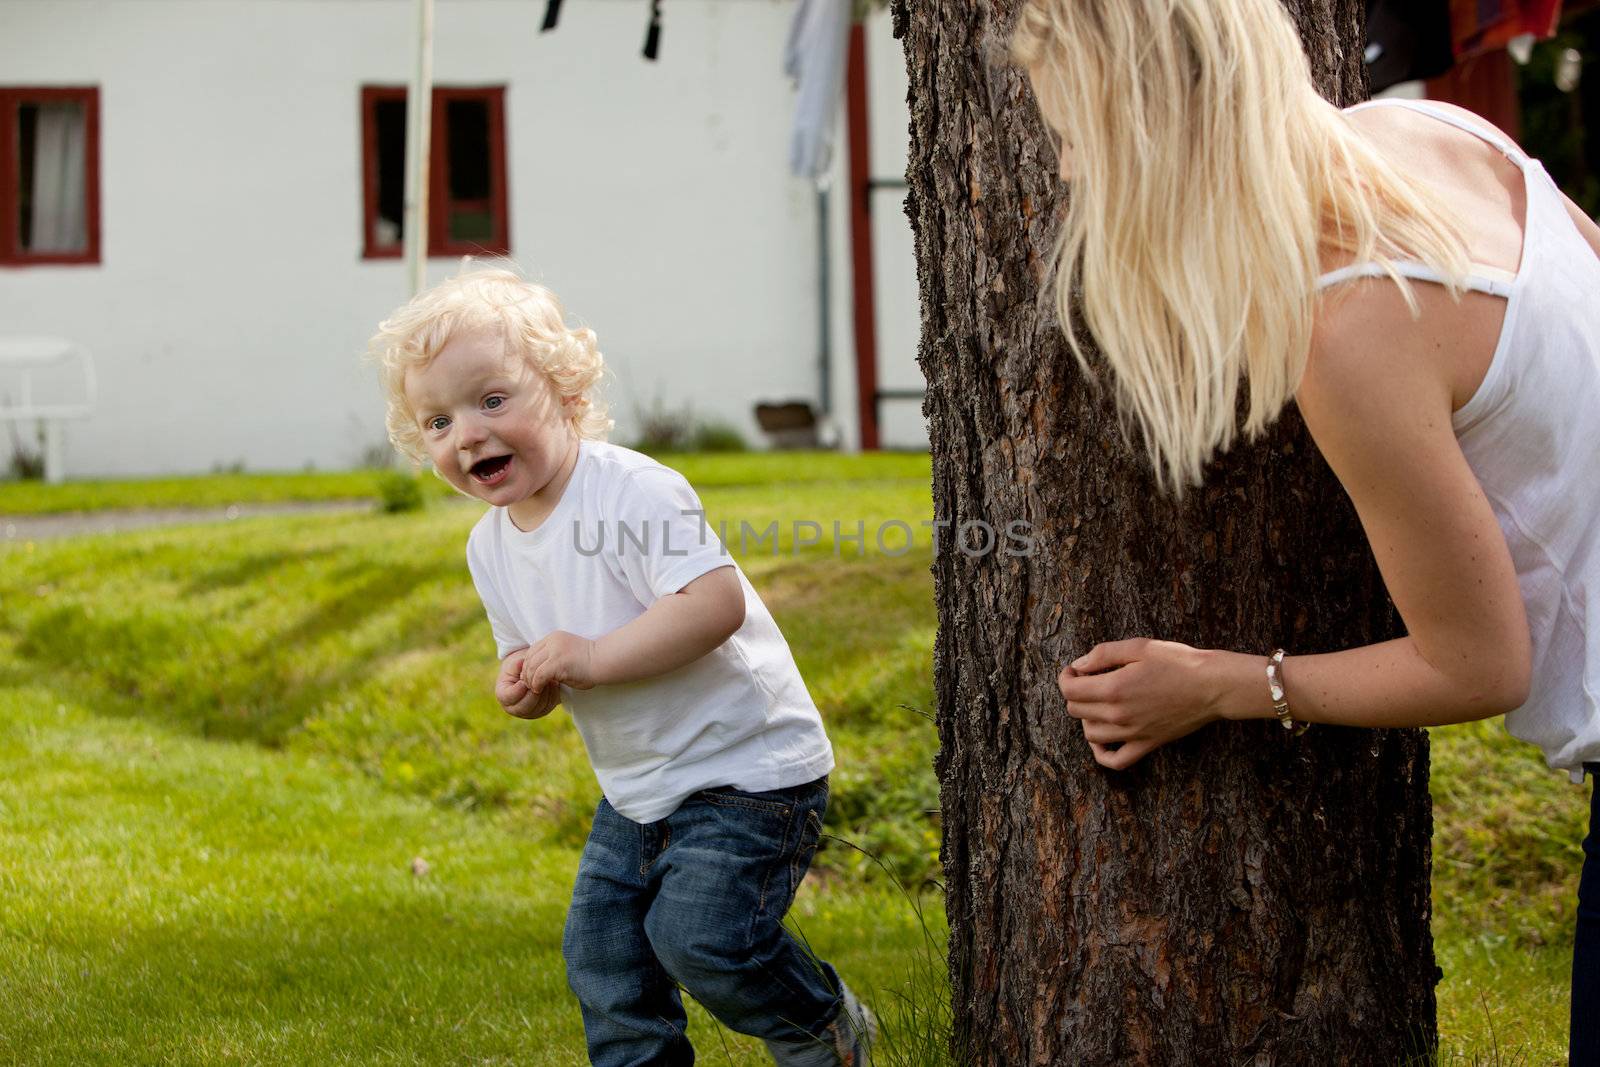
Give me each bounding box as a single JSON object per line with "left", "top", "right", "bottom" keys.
{"left": 896, "top": 2, "right": 1438, "bottom": 1063}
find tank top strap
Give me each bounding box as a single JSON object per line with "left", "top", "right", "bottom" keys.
{"left": 1321, "top": 99, "right": 1532, "bottom": 296}
{"left": 1315, "top": 259, "right": 1518, "bottom": 298}
{"left": 1343, "top": 98, "right": 1529, "bottom": 168}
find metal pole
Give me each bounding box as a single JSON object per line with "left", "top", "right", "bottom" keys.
{"left": 816, "top": 183, "right": 832, "bottom": 417}
{"left": 403, "top": 0, "right": 434, "bottom": 297}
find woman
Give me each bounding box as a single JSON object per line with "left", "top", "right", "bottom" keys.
{"left": 1012, "top": 0, "right": 1600, "bottom": 1056}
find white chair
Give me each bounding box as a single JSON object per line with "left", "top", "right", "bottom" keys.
{"left": 0, "top": 337, "right": 97, "bottom": 484}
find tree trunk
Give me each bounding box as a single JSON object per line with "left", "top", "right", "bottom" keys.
{"left": 896, "top": 2, "right": 1439, "bottom": 1063}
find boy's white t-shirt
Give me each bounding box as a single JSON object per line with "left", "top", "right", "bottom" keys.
{"left": 465, "top": 440, "right": 834, "bottom": 823}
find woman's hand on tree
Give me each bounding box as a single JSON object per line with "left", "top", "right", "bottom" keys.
{"left": 1057, "top": 639, "right": 1222, "bottom": 771}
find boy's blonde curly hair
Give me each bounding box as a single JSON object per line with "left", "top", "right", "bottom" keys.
{"left": 369, "top": 267, "right": 612, "bottom": 463}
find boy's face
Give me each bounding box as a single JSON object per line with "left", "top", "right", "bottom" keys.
{"left": 403, "top": 326, "right": 578, "bottom": 517}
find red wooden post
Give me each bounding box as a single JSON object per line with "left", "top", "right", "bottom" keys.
{"left": 846, "top": 21, "right": 880, "bottom": 451}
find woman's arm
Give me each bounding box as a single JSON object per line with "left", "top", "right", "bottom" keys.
{"left": 1060, "top": 281, "right": 1532, "bottom": 769}
{"left": 1561, "top": 190, "right": 1600, "bottom": 263}
{"left": 519, "top": 566, "right": 747, "bottom": 692}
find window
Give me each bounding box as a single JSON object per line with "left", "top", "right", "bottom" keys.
{"left": 361, "top": 86, "right": 509, "bottom": 259}
{"left": 0, "top": 87, "right": 101, "bottom": 266}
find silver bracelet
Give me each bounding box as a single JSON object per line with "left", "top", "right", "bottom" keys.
{"left": 1267, "top": 649, "right": 1309, "bottom": 735}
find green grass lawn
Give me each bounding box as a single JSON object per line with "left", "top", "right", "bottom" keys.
{"left": 0, "top": 456, "right": 1587, "bottom": 1064}
{"left": 1431, "top": 718, "right": 1587, "bottom": 1065}
{"left": 0, "top": 452, "right": 933, "bottom": 516}
{"left": 0, "top": 690, "right": 947, "bottom": 1066}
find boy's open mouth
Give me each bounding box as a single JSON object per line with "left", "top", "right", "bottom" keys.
{"left": 470, "top": 455, "right": 512, "bottom": 484}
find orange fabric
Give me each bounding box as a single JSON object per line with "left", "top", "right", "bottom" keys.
{"left": 1450, "top": 0, "right": 1563, "bottom": 60}
{"left": 1426, "top": 49, "right": 1522, "bottom": 138}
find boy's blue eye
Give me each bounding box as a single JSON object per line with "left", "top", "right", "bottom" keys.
{"left": 484, "top": 396, "right": 505, "bottom": 410}
{"left": 427, "top": 416, "right": 450, "bottom": 432}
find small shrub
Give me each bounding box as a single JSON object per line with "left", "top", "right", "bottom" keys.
{"left": 629, "top": 396, "right": 748, "bottom": 454}
{"left": 7, "top": 444, "right": 44, "bottom": 481}
{"left": 629, "top": 395, "right": 695, "bottom": 454}
{"left": 690, "top": 421, "right": 748, "bottom": 453}
{"left": 5, "top": 419, "right": 45, "bottom": 481}
{"left": 377, "top": 470, "right": 426, "bottom": 513}
{"left": 358, "top": 440, "right": 396, "bottom": 469}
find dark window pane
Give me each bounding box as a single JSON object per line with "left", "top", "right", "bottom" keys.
{"left": 449, "top": 208, "right": 494, "bottom": 241}
{"left": 374, "top": 98, "right": 407, "bottom": 247}
{"left": 446, "top": 99, "right": 490, "bottom": 200}
{"left": 446, "top": 98, "right": 492, "bottom": 243}
{"left": 17, "top": 100, "right": 88, "bottom": 255}
{"left": 17, "top": 103, "right": 35, "bottom": 250}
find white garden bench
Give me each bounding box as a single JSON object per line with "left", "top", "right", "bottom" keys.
{"left": 0, "top": 337, "right": 97, "bottom": 484}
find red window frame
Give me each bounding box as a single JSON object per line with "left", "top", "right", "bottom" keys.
{"left": 0, "top": 86, "right": 102, "bottom": 267}
{"left": 360, "top": 85, "right": 510, "bottom": 260}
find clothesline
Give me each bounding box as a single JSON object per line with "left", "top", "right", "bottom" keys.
{"left": 540, "top": 0, "right": 665, "bottom": 61}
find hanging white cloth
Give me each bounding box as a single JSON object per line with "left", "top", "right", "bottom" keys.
{"left": 28, "top": 102, "right": 87, "bottom": 254}
{"left": 784, "top": 0, "right": 852, "bottom": 180}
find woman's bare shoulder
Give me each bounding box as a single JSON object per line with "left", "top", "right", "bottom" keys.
{"left": 1310, "top": 280, "right": 1419, "bottom": 379}
{"left": 1401, "top": 98, "right": 1522, "bottom": 146}
{"left": 1308, "top": 280, "right": 1469, "bottom": 411}
{"left": 1344, "top": 97, "right": 1518, "bottom": 145}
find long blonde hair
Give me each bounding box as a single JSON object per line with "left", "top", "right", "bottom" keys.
{"left": 1012, "top": 0, "right": 1472, "bottom": 492}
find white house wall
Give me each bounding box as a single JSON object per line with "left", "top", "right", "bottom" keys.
{"left": 863, "top": 3, "right": 925, "bottom": 450}
{"left": 0, "top": 0, "right": 920, "bottom": 477}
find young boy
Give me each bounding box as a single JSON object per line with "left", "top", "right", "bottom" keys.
{"left": 370, "top": 268, "right": 876, "bottom": 1067}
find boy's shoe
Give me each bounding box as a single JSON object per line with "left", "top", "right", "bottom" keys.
{"left": 829, "top": 985, "right": 878, "bottom": 1067}
{"left": 764, "top": 983, "right": 878, "bottom": 1067}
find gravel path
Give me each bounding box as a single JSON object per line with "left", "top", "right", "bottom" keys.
{"left": 1, "top": 499, "right": 378, "bottom": 542}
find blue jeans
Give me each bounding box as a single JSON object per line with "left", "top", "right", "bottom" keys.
{"left": 1574, "top": 764, "right": 1600, "bottom": 1065}
{"left": 562, "top": 776, "right": 858, "bottom": 1066}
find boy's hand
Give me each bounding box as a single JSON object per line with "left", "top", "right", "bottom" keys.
{"left": 521, "top": 631, "right": 600, "bottom": 693}
{"left": 497, "top": 648, "right": 560, "bottom": 720}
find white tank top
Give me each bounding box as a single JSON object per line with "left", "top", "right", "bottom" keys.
{"left": 1317, "top": 99, "right": 1600, "bottom": 781}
